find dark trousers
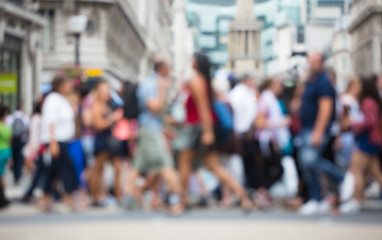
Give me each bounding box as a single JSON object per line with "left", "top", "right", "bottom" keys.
{"left": 241, "top": 139, "right": 283, "bottom": 190}
{"left": 25, "top": 155, "right": 48, "bottom": 197}
{"left": 11, "top": 137, "right": 25, "bottom": 183}
{"left": 44, "top": 143, "right": 78, "bottom": 195}
{"left": 241, "top": 139, "right": 260, "bottom": 189}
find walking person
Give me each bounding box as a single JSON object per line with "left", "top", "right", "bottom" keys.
{"left": 178, "top": 53, "right": 253, "bottom": 211}
{"left": 123, "top": 59, "right": 183, "bottom": 215}
{"left": 87, "top": 80, "right": 124, "bottom": 206}
{"left": 340, "top": 76, "right": 382, "bottom": 213}
{"left": 298, "top": 52, "right": 344, "bottom": 215}
{"left": 254, "top": 77, "right": 290, "bottom": 206}
{"left": 39, "top": 76, "right": 78, "bottom": 211}
{"left": 228, "top": 74, "right": 258, "bottom": 193}
{"left": 22, "top": 101, "right": 46, "bottom": 203}
{"left": 6, "top": 105, "right": 29, "bottom": 184}
{"left": 0, "top": 105, "right": 12, "bottom": 208}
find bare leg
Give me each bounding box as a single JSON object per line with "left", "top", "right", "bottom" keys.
{"left": 160, "top": 167, "right": 183, "bottom": 215}
{"left": 88, "top": 152, "right": 108, "bottom": 202}
{"left": 112, "top": 158, "right": 122, "bottom": 201}
{"left": 125, "top": 167, "right": 140, "bottom": 197}
{"left": 178, "top": 149, "right": 194, "bottom": 205}
{"left": 204, "top": 152, "right": 252, "bottom": 210}
{"left": 367, "top": 156, "right": 382, "bottom": 186}
{"left": 196, "top": 170, "right": 208, "bottom": 198}
{"left": 349, "top": 150, "right": 370, "bottom": 201}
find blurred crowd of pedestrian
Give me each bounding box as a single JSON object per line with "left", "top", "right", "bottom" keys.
{"left": 1, "top": 52, "right": 382, "bottom": 216}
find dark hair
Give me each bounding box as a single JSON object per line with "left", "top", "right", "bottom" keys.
{"left": 154, "top": 61, "right": 165, "bottom": 72}
{"left": 94, "top": 79, "right": 109, "bottom": 91}
{"left": 360, "top": 75, "right": 382, "bottom": 111}
{"left": 51, "top": 75, "right": 69, "bottom": 92}
{"left": 260, "top": 77, "right": 274, "bottom": 93}
{"left": 0, "top": 104, "right": 9, "bottom": 119}
{"left": 193, "top": 53, "right": 213, "bottom": 100}
{"left": 32, "top": 101, "right": 42, "bottom": 115}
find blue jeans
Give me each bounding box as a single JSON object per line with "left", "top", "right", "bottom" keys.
{"left": 298, "top": 129, "right": 344, "bottom": 201}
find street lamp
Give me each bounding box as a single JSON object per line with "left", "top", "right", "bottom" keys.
{"left": 67, "top": 15, "right": 88, "bottom": 66}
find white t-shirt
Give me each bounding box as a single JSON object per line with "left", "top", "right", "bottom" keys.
{"left": 228, "top": 83, "right": 257, "bottom": 134}
{"left": 257, "top": 90, "right": 290, "bottom": 149}
{"left": 40, "top": 92, "right": 75, "bottom": 143}
{"left": 339, "top": 94, "right": 363, "bottom": 124}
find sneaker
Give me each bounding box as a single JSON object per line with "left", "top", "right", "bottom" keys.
{"left": 299, "top": 199, "right": 320, "bottom": 215}
{"left": 121, "top": 196, "right": 138, "bottom": 210}
{"left": 340, "top": 172, "right": 355, "bottom": 202}
{"left": 318, "top": 200, "right": 332, "bottom": 214}
{"left": 340, "top": 199, "right": 360, "bottom": 214}
{"left": 94, "top": 196, "right": 119, "bottom": 209}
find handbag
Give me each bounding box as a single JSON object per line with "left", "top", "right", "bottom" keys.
{"left": 212, "top": 100, "right": 234, "bottom": 142}
{"left": 113, "top": 118, "right": 131, "bottom": 141}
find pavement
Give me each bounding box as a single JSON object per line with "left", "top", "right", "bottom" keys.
{"left": 1, "top": 202, "right": 382, "bottom": 240}
{"left": 2, "top": 168, "right": 382, "bottom": 240}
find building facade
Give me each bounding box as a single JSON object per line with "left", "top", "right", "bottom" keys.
{"left": 228, "top": 0, "right": 263, "bottom": 76}
{"left": 328, "top": 15, "right": 352, "bottom": 91}
{"left": 186, "top": 0, "right": 236, "bottom": 72}
{"left": 0, "top": 0, "right": 46, "bottom": 114}
{"left": 349, "top": 0, "right": 382, "bottom": 76}
{"left": 172, "top": 0, "right": 195, "bottom": 82}
{"left": 37, "top": 0, "right": 173, "bottom": 89}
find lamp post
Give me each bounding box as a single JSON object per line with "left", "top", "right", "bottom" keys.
{"left": 67, "top": 15, "right": 88, "bottom": 66}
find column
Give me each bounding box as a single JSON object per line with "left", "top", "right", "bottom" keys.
{"left": 21, "top": 40, "right": 33, "bottom": 115}
{"left": 372, "top": 36, "right": 381, "bottom": 74}
{"left": 240, "top": 30, "right": 245, "bottom": 57}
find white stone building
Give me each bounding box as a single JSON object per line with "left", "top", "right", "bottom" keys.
{"left": 327, "top": 15, "right": 352, "bottom": 92}
{"left": 172, "top": 0, "right": 195, "bottom": 84}
{"left": 349, "top": 0, "right": 382, "bottom": 77}
{"left": 37, "top": 0, "right": 173, "bottom": 88}
{"left": 228, "top": 0, "right": 263, "bottom": 76}
{"left": 0, "top": 0, "right": 46, "bottom": 114}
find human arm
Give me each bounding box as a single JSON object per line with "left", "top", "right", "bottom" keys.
{"left": 311, "top": 97, "right": 333, "bottom": 146}
{"left": 189, "top": 75, "right": 214, "bottom": 145}
{"left": 353, "top": 98, "right": 379, "bottom": 134}
{"left": 146, "top": 77, "right": 170, "bottom": 114}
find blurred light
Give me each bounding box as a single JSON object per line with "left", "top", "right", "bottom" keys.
{"left": 86, "top": 69, "right": 103, "bottom": 77}
{"left": 67, "top": 15, "right": 88, "bottom": 34}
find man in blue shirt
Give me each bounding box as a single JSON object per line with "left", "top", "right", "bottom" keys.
{"left": 298, "top": 52, "right": 344, "bottom": 215}
{"left": 123, "top": 60, "right": 183, "bottom": 215}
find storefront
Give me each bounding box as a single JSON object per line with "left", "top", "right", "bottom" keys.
{"left": 0, "top": 1, "right": 46, "bottom": 114}
{"left": 0, "top": 34, "right": 21, "bottom": 111}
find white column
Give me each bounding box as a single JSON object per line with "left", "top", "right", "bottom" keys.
{"left": 373, "top": 37, "right": 381, "bottom": 74}
{"left": 240, "top": 31, "right": 245, "bottom": 57}
{"left": 21, "top": 40, "right": 33, "bottom": 115}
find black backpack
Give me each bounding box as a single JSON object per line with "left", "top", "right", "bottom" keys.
{"left": 12, "top": 117, "right": 28, "bottom": 138}
{"left": 123, "top": 81, "right": 140, "bottom": 119}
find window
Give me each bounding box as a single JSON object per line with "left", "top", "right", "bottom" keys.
{"left": 40, "top": 10, "right": 55, "bottom": 52}
{"left": 297, "top": 25, "right": 304, "bottom": 43}
{"left": 343, "top": 35, "right": 348, "bottom": 48}
{"left": 342, "top": 57, "right": 347, "bottom": 72}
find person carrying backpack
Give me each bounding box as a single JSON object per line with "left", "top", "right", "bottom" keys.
{"left": 5, "top": 105, "right": 29, "bottom": 184}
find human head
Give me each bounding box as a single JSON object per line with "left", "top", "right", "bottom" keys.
{"left": 154, "top": 60, "right": 170, "bottom": 78}
{"left": 0, "top": 104, "right": 9, "bottom": 121}
{"left": 51, "top": 75, "right": 73, "bottom": 96}
{"left": 360, "top": 75, "right": 382, "bottom": 110}
{"left": 32, "top": 101, "right": 42, "bottom": 115}
{"left": 262, "top": 77, "right": 284, "bottom": 97}
{"left": 94, "top": 79, "right": 111, "bottom": 102}
{"left": 192, "top": 53, "right": 213, "bottom": 98}
{"left": 308, "top": 52, "right": 324, "bottom": 74}
{"left": 326, "top": 67, "right": 337, "bottom": 87}
{"left": 345, "top": 77, "right": 361, "bottom": 97}
{"left": 240, "top": 74, "right": 256, "bottom": 89}
{"left": 377, "top": 73, "right": 382, "bottom": 94}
